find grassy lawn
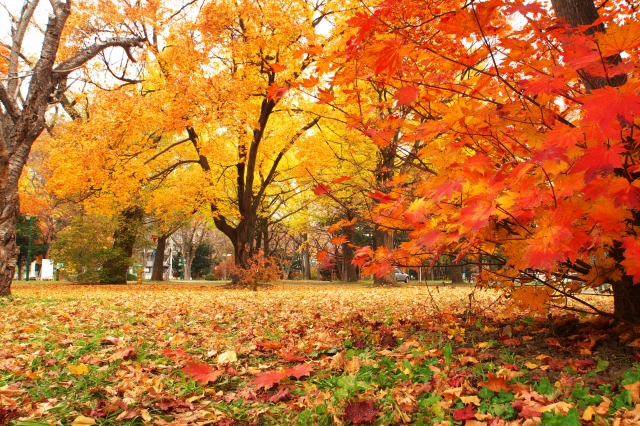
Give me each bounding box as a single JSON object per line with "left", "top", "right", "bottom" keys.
{"left": 0, "top": 283, "right": 637, "bottom": 425}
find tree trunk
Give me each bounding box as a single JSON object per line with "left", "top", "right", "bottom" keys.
{"left": 151, "top": 234, "right": 168, "bottom": 281}
{"left": 0, "top": 1, "right": 144, "bottom": 295}
{"left": 374, "top": 228, "right": 397, "bottom": 285}
{"left": 301, "top": 234, "right": 311, "bottom": 280}
{"left": 610, "top": 242, "right": 640, "bottom": 323}
{"left": 101, "top": 206, "right": 143, "bottom": 284}
{"left": 0, "top": 185, "right": 19, "bottom": 295}
{"left": 550, "top": 0, "right": 635, "bottom": 322}
{"left": 343, "top": 227, "right": 357, "bottom": 282}
{"left": 451, "top": 261, "right": 463, "bottom": 284}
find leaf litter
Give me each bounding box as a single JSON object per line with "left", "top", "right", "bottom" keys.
{"left": 0, "top": 282, "right": 638, "bottom": 425}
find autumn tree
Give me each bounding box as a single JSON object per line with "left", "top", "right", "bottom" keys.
{"left": 329, "top": 0, "right": 640, "bottom": 322}
{"left": 0, "top": 0, "right": 146, "bottom": 294}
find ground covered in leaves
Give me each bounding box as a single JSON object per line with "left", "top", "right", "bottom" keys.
{"left": 1, "top": 283, "right": 639, "bottom": 425}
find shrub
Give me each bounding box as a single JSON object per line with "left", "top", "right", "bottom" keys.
{"left": 232, "top": 250, "right": 281, "bottom": 290}
{"left": 205, "top": 274, "right": 216, "bottom": 281}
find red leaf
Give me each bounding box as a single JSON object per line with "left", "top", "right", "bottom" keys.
{"left": 265, "top": 387, "right": 290, "bottom": 403}
{"left": 452, "top": 404, "right": 475, "bottom": 421}
{"left": 478, "top": 372, "right": 512, "bottom": 392}
{"left": 317, "top": 88, "right": 335, "bottom": 104}
{"left": 313, "top": 184, "right": 331, "bottom": 195}
{"left": 369, "top": 190, "right": 394, "bottom": 203}
{"left": 252, "top": 370, "right": 288, "bottom": 390}
{"left": 622, "top": 236, "right": 640, "bottom": 283}
{"left": 395, "top": 86, "right": 420, "bottom": 106}
{"left": 330, "top": 235, "right": 349, "bottom": 245}
{"left": 332, "top": 176, "right": 352, "bottom": 183}
{"left": 181, "top": 361, "right": 223, "bottom": 385}
{"left": 352, "top": 246, "right": 373, "bottom": 267}
{"left": 285, "top": 363, "right": 312, "bottom": 379}
{"left": 268, "top": 63, "right": 286, "bottom": 73}
{"left": 572, "top": 142, "right": 625, "bottom": 182}
{"left": 266, "top": 83, "right": 289, "bottom": 101}
{"left": 109, "top": 346, "right": 137, "bottom": 361}
{"left": 581, "top": 86, "right": 640, "bottom": 130}
{"left": 280, "top": 351, "right": 306, "bottom": 362}
{"left": 317, "top": 249, "right": 328, "bottom": 262}
{"left": 344, "top": 400, "right": 379, "bottom": 425}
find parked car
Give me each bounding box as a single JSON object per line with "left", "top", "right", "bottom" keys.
{"left": 394, "top": 268, "right": 409, "bottom": 283}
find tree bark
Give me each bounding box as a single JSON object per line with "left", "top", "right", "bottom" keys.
{"left": 451, "top": 262, "right": 463, "bottom": 284}
{"left": 301, "top": 234, "right": 311, "bottom": 280}
{"left": 151, "top": 234, "right": 168, "bottom": 281}
{"left": 550, "top": 0, "right": 635, "bottom": 322}
{"left": 0, "top": 1, "right": 144, "bottom": 295}
{"left": 343, "top": 226, "right": 357, "bottom": 282}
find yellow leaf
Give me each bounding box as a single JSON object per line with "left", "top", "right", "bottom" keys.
{"left": 460, "top": 395, "right": 482, "bottom": 406}
{"left": 477, "top": 342, "right": 490, "bottom": 349}
{"left": 582, "top": 406, "right": 595, "bottom": 421}
{"left": 68, "top": 364, "right": 89, "bottom": 376}
{"left": 217, "top": 350, "right": 237, "bottom": 364}
{"left": 71, "top": 416, "right": 97, "bottom": 426}
{"left": 524, "top": 361, "right": 539, "bottom": 370}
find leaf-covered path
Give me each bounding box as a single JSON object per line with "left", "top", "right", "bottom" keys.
{"left": 1, "top": 283, "right": 638, "bottom": 425}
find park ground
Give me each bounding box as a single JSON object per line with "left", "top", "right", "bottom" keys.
{"left": 1, "top": 283, "right": 639, "bottom": 425}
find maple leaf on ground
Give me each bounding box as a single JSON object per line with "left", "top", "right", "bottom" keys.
{"left": 394, "top": 86, "right": 420, "bottom": 106}
{"left": 344, "top": 400, "right": 379, "bottom": 425}
{"left": 252, "top": 370, "right": 288, "bottom": 390}
{"left": 479, "top": 372, "right": 511, "bottom": 392}
{"left": 280, "top": 351, "right": 306, "bottom": 362}
{"left": 181, "top": 361, "right": 223, "bottom": 385}
{"left": 161, "top": 348, "right": 190, "bottom": 359}
{"left": 452, "top": 404, "right": 475, "bottom": 421}
{"left": 109, "top": 346, "right": 136, "bottom": 361}
{"left": 285, "top": 363, "right": 312, "bottom": 379}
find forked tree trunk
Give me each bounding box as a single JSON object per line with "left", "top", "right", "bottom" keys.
{"left": 0, "top": 1, "right": 144, "bottom": 295}
{"left": 151, "top": 234, "right": 168, "bottom": 281}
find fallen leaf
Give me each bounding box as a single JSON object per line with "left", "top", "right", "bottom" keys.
{"left": 71, "top": 416, "right": 97, "bottom": 425}
{"left": 344, "top": 400, "right": 379, "bottom": 424}
{"left": 478, "top": 372, "right": 511, "bottom": 393}
{"left": 252, "top": 370, "right": 288, "bottom": 390}
{"left": 68, "top": 364, "right": 89, "bottom": 376}
{"left": 217, "top": 350, "right": 237, "bottom": 364}
{"left": 181, "top": 361, "right": 223, "bottom": 385}
{"left": 453, "top": 404, "right": 475, "bottom": 421}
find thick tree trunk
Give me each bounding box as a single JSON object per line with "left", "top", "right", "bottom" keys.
{"left": 550, "top": 0, "right": 635, "bottom": 322}
{"left": 101, "top": 206, "right": 143, "bottom": 284}
{"left": 0, "top": 186, "right": 19, "bottom": 295}
{"left": 610, "top": 242, "right": 640, "bottom": 323}
{"left": 451, "top": 262, "right": 463, "bottom": 284}
{"left": 151, "top": 234, "right": 168, "bottom": 281}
